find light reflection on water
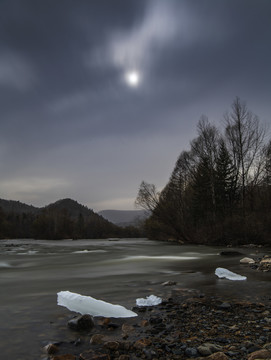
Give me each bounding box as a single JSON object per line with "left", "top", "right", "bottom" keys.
{"left": 0, "top": 238, "right": 270, "bottom": 359}
{"left": 120, "top": 255, "right": 201, "bottom": 261}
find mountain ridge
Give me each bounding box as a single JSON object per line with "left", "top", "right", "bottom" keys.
{"left": 0, "top": 197, "right": 144, "bottom": 239}
{"left": 0, "top": 197, "right": 94, "bottom": 214}
{"left": 99, "top": 209, "right": 149, "bottom": 226}
{"left": 0, "top": 198, "right": 39, "bottom": 214}
{"left": 44, "top": 198, "right": 95, "bottom": 218}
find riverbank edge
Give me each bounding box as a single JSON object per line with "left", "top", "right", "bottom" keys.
{"left": 43, "top": 288, "right": 271, "bottom": 360}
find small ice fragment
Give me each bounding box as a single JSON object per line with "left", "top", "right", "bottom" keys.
{"left": 57, "top": 291, "right": 137, "bottom": 318}
{"left": 136, "top": 295, "right": 162, "bottom": 307}
{"left": 215, "top": 267, "right": 247, "bottom": 281}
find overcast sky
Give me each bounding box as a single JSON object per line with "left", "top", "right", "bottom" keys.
{"left": 0, "top": 0, "right": 271, "bottom": 211}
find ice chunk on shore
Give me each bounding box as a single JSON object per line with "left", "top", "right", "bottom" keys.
{"left": 136, "top": 295, "right": 162, "bottom": 307}
{"left": 57, "top": 291, "right": 137, "bottom": 318}
{"left": 215, "top": 267, "right": 247, "bottom": 281}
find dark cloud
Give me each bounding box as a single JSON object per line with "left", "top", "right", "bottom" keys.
{"left": 0, "top": 0, "right": 271, "bottom": 209}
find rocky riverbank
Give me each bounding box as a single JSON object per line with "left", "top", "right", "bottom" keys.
{"left": 42, "top": 288, "right": 271, "bottom": 360}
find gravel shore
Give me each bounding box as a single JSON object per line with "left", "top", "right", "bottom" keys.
{"left": 42, "top": 288, "right": 271, "bottom": 360}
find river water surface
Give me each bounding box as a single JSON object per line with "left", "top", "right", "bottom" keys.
{"left": 0, "top": 238, "right": 271, "bottom": 359}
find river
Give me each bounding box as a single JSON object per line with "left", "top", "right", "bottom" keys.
{"left": 0, "top": 238, "right": 270, "bottom": 359}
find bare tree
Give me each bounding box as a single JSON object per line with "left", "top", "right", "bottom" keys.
{"left": 190, "top": 116, "right": 221, "bottom": 221}
{"left": 224, "top": 97, "right": 266, "bottom": 212}
{"left": 135, "top": 181, "right": 160, "bottom": 212}
{"left": 263, "top": 140, "right": 271, "bottom": 185}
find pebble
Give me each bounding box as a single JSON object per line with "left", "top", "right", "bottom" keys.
{"left": 44, "top": 343, "right": 59, "bottom": 354}
{"left": 185, "top": 347, "right": 198, "bottom": 357}
{"left": 51, "top": 355, "right": 76, "bottom": 360}
{"left": 79, "top": 350, "right": 110, "bottom": 360}
{"left": 218, "top": 302, "right": 231, "bottom": 309}
{"left": 206, "top": 352, "right": 229, "bottom": 360}
{"left": 248, "top": 348, "right": 271, "bottom": 360}
{"left": 103, "top": 341, "right": 119, "bottom": 350}
{"left": 68, "top": 314, "right": 94, "bottom": 331}
{"left": 90, "top": 334, "right": 104, "bottom": 345}
{"left": 197, "top": 343, "right": 222, "bottom": 356}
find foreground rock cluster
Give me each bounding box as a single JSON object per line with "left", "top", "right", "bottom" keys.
{"left": 42, "top": 289, "right": 271, "bottom": 360}
{"left": 239, "top": 254, "right": 271, "bottom": 272}
{"left": 249, "top": 256, "right": 271, "bottom": 272}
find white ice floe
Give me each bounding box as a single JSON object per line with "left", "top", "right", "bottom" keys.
{"left": 136, "top": 295, "right": 162, "bottom": 307}
{"left": 215, "top": 267, "right": 247, "bottom": 281}
{"left": 57, "top": 291, "right": 137, "bottom": 318}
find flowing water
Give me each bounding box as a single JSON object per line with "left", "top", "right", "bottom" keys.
{"left": 0, "top": 238, "right": 271, "bottom": 359}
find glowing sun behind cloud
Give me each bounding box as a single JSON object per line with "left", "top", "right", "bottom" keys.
{"left": 125, "top": 70, "right": 140, "bottom": 87}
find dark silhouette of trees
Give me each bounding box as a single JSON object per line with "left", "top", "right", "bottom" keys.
{"left": 135, "top": 181, "right": 160, "bottom": 212}
{"left": 215, "top": 139, "right": 236, "bottom": 216}
{"left": 0, "top": 199, "right": 143, "bottom": 240}
{"left": 224, "top": 97, "right": 266, "bottom": 214}
{"left": 136, "top": 98, "right": 270, "bottom": 245}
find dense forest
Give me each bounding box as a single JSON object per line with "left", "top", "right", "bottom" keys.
{"left": 136, "top": 98, "right": 271, "bottom": 245}
{"left": 0, "top": 198, "right": 142, "bottom": 239}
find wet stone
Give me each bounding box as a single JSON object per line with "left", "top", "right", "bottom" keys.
{"left": 197, "top": 343, "right": 223, "bottom": 356}
{"left": 218, "top": 302, "right": 231, "bottom": 310}
{"left": 68, "top": 315, "right": 94, "bottom": 332}
{"left": 103, "top": 341, "right": 119, "bottom": 350}
{"left": 79, "top": 350, "right": 110, "bottom": 360}
{"left": 206, "top": 352, "right": 229, "bottom": 360}
{"left": 90, "top": 334, "right": 104, "bottom": 345}
{"left": 121, "top": 323, "right": 134, "bottom": 333}
{"left": 226, "top": 350, "right": 238, "bottom": 356}
{"left": 52, "top": 355, "right": 76, "bottom": 360}
{"left": 44, "top": 343, "right": 59, "bottom": 354}
{"left": 107, "top": 322, "right": 119, "bottom": 329}
{"left": 264, "top": 342, "right": 271, "bottom": 350}
{"left": 133, "top": 338, "right": 152, "bottom": 349}
{"left": 185, "top": 347, "right": 198, "bottom": 357}
{"left": 248, "top": 349, "right": 271, "bottom": 360}
{"left": 149, "top": 317, "right": 162, "bottom": 325}
{"left": 72, "top": 338, "right": 82, "bottom": 346}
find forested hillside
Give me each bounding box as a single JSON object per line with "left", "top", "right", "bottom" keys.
{"left": 0, "top": 198, "right": 142, "bottom": 239}
{"left": 136, "top": 98, "right": 271, "bottom": 245}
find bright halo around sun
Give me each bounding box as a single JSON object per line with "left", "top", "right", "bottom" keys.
{"left": 125, "top": 70, "right": 140, "bottom": 87}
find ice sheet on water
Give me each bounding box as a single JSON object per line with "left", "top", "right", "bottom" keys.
{"left": 136, "top": 294, "right": 162, "bottom": 307}
{"left": 57, "top": 291, "right": 137, "bottom": 318}
{"left": 215, "top": 267, "right": 247, "bottom": 281}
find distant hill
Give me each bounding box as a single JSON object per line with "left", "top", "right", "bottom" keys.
{"left": 99, "top": 209, "right": 149, "bottom": 226}
{"left": 0, "top": 198, "right": 143, "bottom": 239}
{"left": 0, "top": 198, "right": 39, "bottom": 214}
{"left": 44, "top": 198, "right": 94, "bottom": 218}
